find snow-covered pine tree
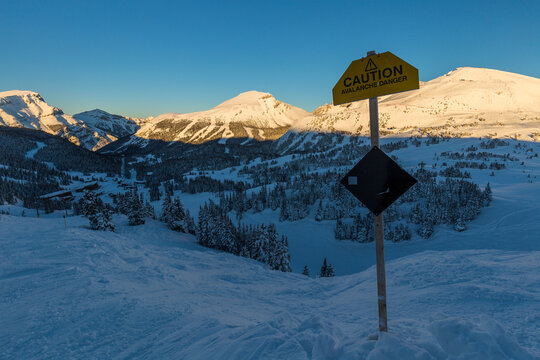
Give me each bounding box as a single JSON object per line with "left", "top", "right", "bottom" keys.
{"left": 82, "top": 192, "right": 114, "bottom": 231}
{"left": 160, "top": 193, "right": 172, "bottom": 223}
{"left": 279, "top": 198, "right": 288, "bottom": 222}
{"left": 128, "top": 190, "right": 145, "bottom": 226}
{"left": 315, "top": 200, "right": 323, "bottom": 222}
{"left": 167, "top": 197, "right": 186, "bottom": 232}
{"left": 326, "top": 262, "right": 335, "bottom": 277}
{"left": 89, "top": 207, "right": 115, "bottom": 232}
{"left": 454, "top": 217, "right": 466, "bottom": 232}
{"left": 483, "top": 182, "right": 492, "bottom": 206}
{"left": 334, "top": 217, "right": 346, "bottom": 240}
{"left": 266, "top": 223, "right": 279, "bottom": 268}
{"left": 197, "top": 204, "right": 209, "bottom": 246}
{"left": 145, "top": 201, "right": 156, "bottom": 220}
{"left": 384, "top": 223, "right": 395, "bottom": 242}
{"left": 273, "top": 235, "right": 292, "bottom": 272}
{"left": 320, "top": 258, "right": 333, "bottom": 277}
{"left": 237, "top": 224, "right": 252, "bottom": 258}
{"left": 80, "top": 191, "right": 100, "bottom": 217}
{"left": 417, "top": 221, "right": 434, "bottom": 239}
{"left": 302, "top": 265, "right": 310, "bottom": 277}
{"left": 184, "top": 209, "right": 196, "bottom": 235}
{"left": 393, "top": 223, "right": 411, "bottom": 241}
{"left": 213, "top": 213, "right": 236, "bottom": 253}
{"left": 250, "top": 224, "right": 269, "bottom": 264}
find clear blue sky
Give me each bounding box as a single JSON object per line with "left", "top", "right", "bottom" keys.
{"left": 1, "top": 0, "right": 538, "bottom": 118}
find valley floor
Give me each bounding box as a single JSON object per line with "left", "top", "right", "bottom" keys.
{"left": 0, "top": 214, "right": 538, "bottom": 359}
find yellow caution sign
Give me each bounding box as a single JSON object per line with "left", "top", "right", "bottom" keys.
{"left": 333, "top": 52, "right": 419, "bottom": 105}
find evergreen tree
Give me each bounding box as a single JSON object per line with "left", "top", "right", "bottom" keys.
{"left": 250, "top": 224, "right": 269, "bottom": 264}
{"left": 417, "top": 221, "right": 434, "bottom": 239}
{"left": 334, "top": 217, "right": 346, "bottom": 240}
{"left": 454, "top": 217, "right": 466, "bottom": 232}
{"left": 279, "top": 198, "right": 288, "bottom": 222}
{"left": 80, "top": 191, "right": 100, "bottom": 217}
{"left": 160, "top": 193, "right": 172, "bottom": 222}
{"left": 167, "top": 197, "right": 186, "bottom": 231}
{"left": 302, "top": 265, "right": 310, "bottom": 277}
{"left": 315, "top": 200, "right": 323, "bottom": 222}
{"left": 272, "top": 234, "right": 292, "bottom": 272}
{"left": 89, "top": 207, "right": 115, "bottom": 232}
{"left": 483, "top": 182, "right": 492, "bottom": 206}
{"left": 82, "top": 192, "right": 115, "bottom": 231}
{"left": 145, "top": 201, "right": 156, "bottom": 219}
{"left": 128, "top": 190, "right": 145, "bottom": 226}
{"left": 184, "top": 209, "right": 196, "bottom": 235}
{"left": 326, "top": 263, "right": 335, "bottom": 277}
{"left": 320, "top": 258, "right": 335, "bottom": 277}
{"left": 197, "top": 204, "right": 210, "bottom": 246}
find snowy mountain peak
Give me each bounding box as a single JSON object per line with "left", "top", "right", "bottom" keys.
{"left": 134, "top": 91, "right": 311, "bottom": 144}
{"left": 73, "top": 109, "right": 144, "bottom": 138}
{"left": 292, "top": 67, "right": 540, "bottom": 141}
{"left": 215, "top": 91, "right": 274, "bottom": 108}
{"left": 0, "top": 90, "right": 120, "bottom": 150}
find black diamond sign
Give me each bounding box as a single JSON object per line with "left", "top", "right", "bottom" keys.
{"left": 340, "top": 146, "right": 417, "bottom": 216}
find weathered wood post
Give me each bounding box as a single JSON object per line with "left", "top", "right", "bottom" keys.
{"left": 367, "top": 50, "right": 388, "bottom": 332}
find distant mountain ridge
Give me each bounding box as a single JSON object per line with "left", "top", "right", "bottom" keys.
{"left": 0, "top": 91, "right": 138, "bottom": 150}
{"left": 73, "top": 109, "right": 144, "bottom": 138}
{"left": 2, "top": 67, "right": 539, "bottom": 153}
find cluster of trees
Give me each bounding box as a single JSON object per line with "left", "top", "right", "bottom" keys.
{"left": 402, "top": 170, "right": 492, "bottom": 237}
{"left": 198, "top": 200, "right": 291, "bottom": 272}
{"left": 439, "top": 166, "right": 471, "bottom": 178}
{"left": 115, "top": 189, "right": 153, "bottom": 226}
{"left": 160, "top": 194, "right": 196, "bottom": 234}
{"left": 440, "top": 151, "right": 516, "bottom": 162}
{"left": 301, "top": 258, "right": 336, "bottom": 277}
{"left": 335, "top": 215, "right": 411, "bottom": 243}
{"left": 0, "top": 131, "right": 72, "bottom": 210}
{"left": 78, "top": 192, "right": 115, "bottom": 231}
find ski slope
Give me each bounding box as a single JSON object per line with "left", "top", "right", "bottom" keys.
{"left": 0, "top": 215, "right": 537, "bottom": 359}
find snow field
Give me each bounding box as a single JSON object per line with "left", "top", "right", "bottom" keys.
{"left": 0, "top": 215, "right": 537, "bottom": 359}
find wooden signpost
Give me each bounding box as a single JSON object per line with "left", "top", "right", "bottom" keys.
{"left": 334, "top": 50, "right": 419, "bottom": 333}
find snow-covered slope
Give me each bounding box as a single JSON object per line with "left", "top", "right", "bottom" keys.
{"left": 73, "top": 109, "right": 144, "bottom": 138}
{"left": 0, "top": 91, "right": 117, "bottom": 150}
{"left": 0, "top": 215, "right": 537, "bottom": 359}
{"left": 135, "top": 91, "right": 311, "bottom": 143}
{"left": 294, "top": 67, "right": 540, "bottom": 141}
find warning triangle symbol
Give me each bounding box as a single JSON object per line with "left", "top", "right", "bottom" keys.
{"left": 365, "top": 58, "right": 378, "bottom": 72}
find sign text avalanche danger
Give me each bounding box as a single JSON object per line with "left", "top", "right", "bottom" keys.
{"left": 341, "top": 65, "right": 407, "bottom": 94}
{"left": 332, "top": 51, "right": 419, "bottom": 105}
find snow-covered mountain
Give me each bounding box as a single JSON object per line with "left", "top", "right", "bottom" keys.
{"left": 3, "top": 67, "right": 540, "bottom": 154}
{"left": 73, "top": 109, "right": 144, "bottom": 139}
{"left": 0, "top": 91, "right": 128, "bottom": 151}
{"left": 294, "top": 67, "right": 540, "bottom": 140}
{"left": 134, "top": 91, "right": 311, "bottom": 143}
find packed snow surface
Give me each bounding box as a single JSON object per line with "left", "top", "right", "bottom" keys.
{"left": 0, "top": 215, "right": 537, "bottom": 359}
